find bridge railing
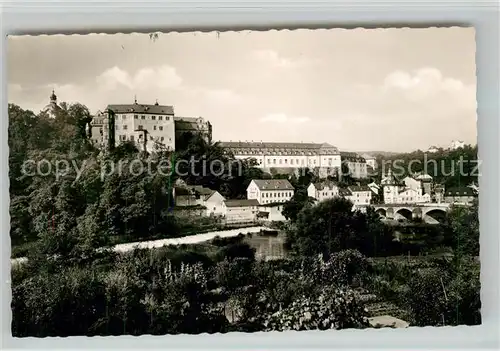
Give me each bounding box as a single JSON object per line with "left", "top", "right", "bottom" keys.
{"left": 420, "top": 203, "right": 450, "bottom": 208}
{"left": 359, "top": 203, "right": 451, "bottom": 209}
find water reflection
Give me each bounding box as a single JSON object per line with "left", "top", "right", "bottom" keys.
{"left": 245, "top": 234, "right": 287, "bottom": 261}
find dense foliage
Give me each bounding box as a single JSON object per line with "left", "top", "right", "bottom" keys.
{"left": 285, "top": 196, "right": 479, "bottom": 259}
{"left": 12, "top": 240, "right": 372, "bottom": 336}
{"left": 373, "top": 145, "right": 478, "bottom": 188}
{"left": 9, "top": 104, "right": 265, "bottom": 257}
{"left": 9, "top": 102, "right": 481, "bottom": 336}
{"left": 368, "top": 256, "right": 480, "bottom": 326}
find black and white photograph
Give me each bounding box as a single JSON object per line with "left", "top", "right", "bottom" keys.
{"left": 8, "top": 27, "right": 480, "bottom": 337}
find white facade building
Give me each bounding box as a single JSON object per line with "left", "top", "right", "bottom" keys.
{"left": 380, "top": 172, "right": 432, "bottom": 205}
{"left": 222, "top": 199, "right": 260, "bottom": 224}
{"left": 403, "top": 176, "right": 422, "bottom": 193}
{"left": 361, "top": 154, "right": 377, "bottom": 170}
{"left": 444, "top": 186, "right": 477, "bottom": 206}
{"left": 307, "top": 182, "right": 371, "bottom": 205}
{"left": 203, "top": 191, "right": 226, "bottom": 217}
{"left": 346, "top": 186, "right": 372, "bottom": 205}
{"left": 380, "top": 169, "right": 400, "bottom": 204}
{"left": 90, "top": 101, "right": 211, "bottom": 152}
{"left": 247, "top": 179, "right": 295, "bottom": 205}
{"left": 219, "top": 141, "right": 342, "bottom": 177}
{"left": 450, "top": 140, "right": 466, "bottom": 150}
{"left": 401, "top": 176, "right": 432, "bottom": 203}
{"left": 415, "top": 173, "right": 433, "bottom": 195}
{"left": 340, "top": 152, "right": 369, "bottom": 179}
{"left": 427, "top": 146, "right": 439, "bottom": 153}
{"left": 257, "top": 204, "right": 287, "bottom": 222}
{"left": 172, "top": 185, "right": 226, "bottom": 216}
{"left": 396, "top": 188, "right": 422, "bottom": 204}
{"left": 106, "top": 100, "right": 176, "bottom": 152}
{"left": 307, "top": 181, "right": 340, "bottom": 202}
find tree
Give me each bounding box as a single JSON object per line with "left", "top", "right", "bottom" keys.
{"left": 67, "top": 103, "right": 93, "bottom": 140}
{"left": 372, "top": 145, "right": 478, "bottom": 188}
{"left": 397, "top": 258, "right": 480, "bottom": 326}
{"left": 286, "top": 197, "right": 365, "bottom": 257}
{"left": 339, "top": 161, "right": 354, "bottom": 186}
{"left": 444, "top": 199, "right": 479, "bottom": 257}
{"left": 356, "top": 206, "right": 395, "bottom": 257}
{"left": 282, "top": 187, "right": 315, "bottom": 222}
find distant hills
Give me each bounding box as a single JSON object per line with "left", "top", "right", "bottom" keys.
{"left": 354, "top": 151, "right": 401, "bottom": 157}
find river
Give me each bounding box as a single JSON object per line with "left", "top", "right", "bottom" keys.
{"left": 11, "top": 226, "right": 269, "bottom": 265}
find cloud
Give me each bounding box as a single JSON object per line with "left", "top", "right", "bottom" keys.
{"left": 96, "top": 65, "right": 183, "bottom": 91}
{"left": 135, "top": 66, "right": 183, "bottom": 90}
{"left": 259, "top": 113, "right": 311, "bottom": 124}
{"left": 383, "top": 67, "right": 470, "bottom": 101}
{"left": 325, "top": 67, "right": 476, "bottom": 150}
{"left": 335, "top": 67, "right": 475, "bottom": 120}
{"left": 251, "top": 49, "right": 314, "bottom": 68}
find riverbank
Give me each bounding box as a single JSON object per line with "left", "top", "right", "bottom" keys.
{"left": 11, "top": 225, "right": 268, "bottom": 266}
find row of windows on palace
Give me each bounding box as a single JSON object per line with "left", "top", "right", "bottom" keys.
{"left": 117, "top": 134, "right": 172, "bottom": 142}
{"left": 233, "top": 151, "right": 338, "bottom": 156}
{"left": 116, "top": 125, "right": 167, "bottom": 131}
{"left": 253, "top": 158, "right": 334, "bottom": 166}
{"left": 252, "top": 158, "right": 366, "bottom": 167}
{"left": 110, "top": 114, "right": 172, "bottom": 121}
{"left": 99, "top": 125, "right": 169, "bottom": 133}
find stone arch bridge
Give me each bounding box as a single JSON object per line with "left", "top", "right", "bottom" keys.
{"left": 357, "top": 203, "right": 451, "bottom": 223}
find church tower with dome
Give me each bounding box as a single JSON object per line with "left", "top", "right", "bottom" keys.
{"left": 41, "top": 90, "right": 62, "bottom": 118}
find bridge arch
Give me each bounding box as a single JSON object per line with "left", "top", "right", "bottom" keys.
{"left": 395, "top": 208, "right": 413, "bottom": 220}
{"left": 424, "top": 208, "right": 447, "bottom": 223}
{"left": 375, "top": 208, "right": 387, "bottom": 217}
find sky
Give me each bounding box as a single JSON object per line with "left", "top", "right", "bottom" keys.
{"left": 8, "top": 27, "right": 477, "bottom": 152}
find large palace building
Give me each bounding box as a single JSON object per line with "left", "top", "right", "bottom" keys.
{"left": 219, "top": 141, "right": 345, "bottom": 177}
{"left": 90, "top": 99, "right": 211, "bottom": 152}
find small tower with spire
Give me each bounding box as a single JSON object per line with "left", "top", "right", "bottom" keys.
{"left": 41, "top": 89, "right": 61, "bottom": 118}
{"left": 50, "top": 89, "right": 57, "bottom": 104}
{"left": 380, "top": 167, "right": 400, "bottom": 204}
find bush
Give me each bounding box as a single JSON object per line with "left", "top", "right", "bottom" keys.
{"left": 263, "top": 287, "right": 369, "bottom": 331}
